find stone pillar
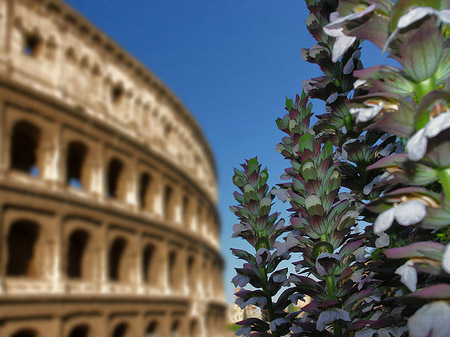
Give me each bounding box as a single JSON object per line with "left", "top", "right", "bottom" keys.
{"left": 136, "top": 232, "right": 144, "bottom": 294}
{"left": 100, "top": 223, "right": 109, "bottom": 293}
{"left": 43, "top": 124, "right": 60, "bottom": 185}
{"left": 90, "top": 142, "right": 104, "bottom": 199}
{"left": 51, "top": 215, "right": 64, "bottom": 293}
{"left": 126, "top": 156, "right": 138, "bottom": 208}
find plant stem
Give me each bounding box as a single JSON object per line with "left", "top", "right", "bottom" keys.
{"left": 438, "top": 167, "right": 450, "bottom": 200}
{"left": 326, "top": 275, "right": 343, "bottom": 337}
{"left": 259, "top": 266, "right": 279, "bottom": 337}
{"left": 334, "top": 322, "right": 343, "bottom": 337}
{"left": 326, "top": 275, "right": 335, "bottom": 299}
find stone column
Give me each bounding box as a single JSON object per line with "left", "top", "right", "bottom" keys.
{"left": 51, "top": 215, "right": 64, "bottom": 293}
{"left": 90, "top": 142, "right": 104, "bottom": 199}
{"left": 136, "top": 231, "right": 144, "bottom": 294}
{"left": 43, "top": 123, "right": 61, "bottom": 185}
{"left": 126, "top": 156, "right": 138, "bottom": 209}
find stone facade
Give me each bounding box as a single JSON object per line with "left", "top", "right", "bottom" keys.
{"left": 0, "top": 0, "right": 226, "bottom": 336}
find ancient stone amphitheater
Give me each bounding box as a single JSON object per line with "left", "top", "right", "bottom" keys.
{"left": 0, "top": 0, "right": 227, "bottom": 336}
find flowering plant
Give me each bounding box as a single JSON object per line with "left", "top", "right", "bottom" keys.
{"left": 231, "top": 0, "right": 450, "bottom": 336}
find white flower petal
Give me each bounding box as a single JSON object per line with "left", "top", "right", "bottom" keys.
{"left": 440, "top": 10, "right": 450, "bottom": 23}
{"left": 322, "top": 6, "right": 377, "bottom": 63}
{"left": 360, "top": 104, "right": 383, "bottom": 123}
{"left": 397, "top": 7, "right": 437, "bottom": 29}
{"left": 343, "top": 57, "right": 355, "bottom": 74}
{"left": 442, "top": 243, "right": 450, "bottom": 274}
{"left": 394, "top": 200, "right": 427, "bottom": 226}
{"left": 384, "top": 8, "right": 450, "bottom": 54}
{"left": 375, "top": 232, "right": 390, "bottom": 248}
{"left": 408, "top": 301, "right": 450, "bottom": 337}
{"left": 326, "top": 92, "right": 339, "bottom": 104}
{"left": 325, "top": 4, "right": 377, "bottom": 29}
{"left": 374, "top": 208, "right": 395, "bottom": 235}
{"left": 424, "top": 111, "right": 450, "bottom": 138}
{"left": 332, "top": 33, "right": 356, "bottom": 63}
{"left": 353, "top": 79, "right": 366, "bottom": 89}
{"left": 395, "top": 260, "right": 417, "bottom": 292}
{"left": 406, "top": 128, "right": 427, "bottom": 161}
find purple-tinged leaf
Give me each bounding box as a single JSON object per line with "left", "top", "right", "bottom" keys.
{"left": 408, "top": 284, "right": 450, "bottom": 299}
{"left": 384, "top": 241, "right": 445, "bottom": 260}
{"left": 354, "top": 65, "right": 414, "bottom": 95}
{"left": 316, "top": 308, "right": 351, "bottom": 331}
{"left": 318, "top": 299, "right": 340, "bottom": 308}
{"left": 396, "top": 18, "right": 444, "bottom": 82}
{"left": 338, "top": 240, "right": 362, "bottom": 258}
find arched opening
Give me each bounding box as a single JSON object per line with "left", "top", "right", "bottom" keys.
{"left": 163, "top": 185, "right": 173, "bottom": 221}
{"left": 107, "top": 158, "right": 124, "bottom": 199}
{"left": 67, "top": 229, "right": 90, "bottom": 279}
{"left": 7, "top": 220, "right": 39, "bottom": 277}
{"left": 111, "top": 84, "right": 124, "bottom": 104}
{"left": 181, "top": 196, "right": 189, "bottom": 226}
{"left": 66, "top": 141, "right": 88, "bottom": 189}
{"left": 112, "top": 323, "right": 128, "bottom": 337}
{"left": 142, "top": 244, "right": 155, "bottom": 284}
{"left": 139, "top": 172, "right": 152, "bottom": 210}
{"left": 23, "top": 33, "right": 41, "bottom": 57}
{"left": 187, "top": 256, "right": 195, "bottom": 293}
{"left": 108, "top": 237, "right": 127, "bottom": 281}
{"left": 145, "top": 321, "right": 160, "bottom": 337}
{"left": 168, "top": 251, "right": 176, "bottom": 290}
{"left": 170, "top": 321, "right": 180, "bottom": 337}
{"left": 68, "top": 324, "right": 90, "bottom": 337}
{"left": 189, "top": 320, "right": 199, "bottom": 337}
{"left": 10, "top": 121, "right": 41, "bottom": 176}
{"left": 11, "top": 329, "right": 38, "bottom": 337}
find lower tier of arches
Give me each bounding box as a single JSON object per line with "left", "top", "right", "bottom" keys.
{"left": 0, "top": 297, "right": 228, "bottom": 337}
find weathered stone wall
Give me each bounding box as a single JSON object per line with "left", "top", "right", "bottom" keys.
{"left": 0, "top": 0, "right": 226, "bottom": 336}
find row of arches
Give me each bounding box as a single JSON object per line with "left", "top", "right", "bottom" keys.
{"left": 10, "top": 318, "right": 199, "bottom": 337}
{"left": 13, "top": 15, "right": 215, "bottom": 191}
{"left": 8, "top": 119, "right": 219, "bottom": 238}
{"left": 4, "top": 219, "right": 222, "bottom": 296}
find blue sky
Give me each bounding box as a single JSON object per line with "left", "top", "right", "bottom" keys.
{"left": 65, "top": 0, "right": 391, "bottom": 303}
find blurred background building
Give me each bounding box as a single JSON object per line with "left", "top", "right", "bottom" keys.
{"left": 0, "top": 0, "right": 227, "bottom": 336}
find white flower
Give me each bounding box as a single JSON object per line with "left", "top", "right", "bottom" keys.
{"left": 323, "top": 4, "right": 377, "bottom": 62}
{"left": 406, "top": 111, "right": 450, "bottom": 161}
{"left": 375, "top": 232, "right": 390, "bottom": 248}
{"left": 350, "top": 101, "right": 384, "bottom": 123}
{"left": 384, "top": 7, "right": 450, "bottom": 53}
{"left": 374, "top": 199, "right": 427, "bottom": 235}
{"left": 316, "top": 308, "right": 351, "bottom": 331}
{"left": 408, "top": 301, "right": 450, "bottom": 337}
{"left": 396, "top": 260, "right": 417, "bottom": 292}
{"left": 353, "top": 79, "right": 367, "bottom": 89}
{"left": 442, "top": 243, "right": 450, "bottom": 274}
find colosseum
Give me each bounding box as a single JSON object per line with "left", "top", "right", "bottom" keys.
{"left": 0, "top": 0, "right": 227, "bottom": 336}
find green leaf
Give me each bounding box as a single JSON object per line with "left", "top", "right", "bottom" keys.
{"left": 400, "top": 19, "right": 443, "bottom": 82}
{"left": 299, "top": 133, "right": 314, "bottom": 153}
{"left": 248, "top": 157, "right": 259, "bottom": 175}
{"left": 286, "top": 97, "right": 292, "bottom": 110}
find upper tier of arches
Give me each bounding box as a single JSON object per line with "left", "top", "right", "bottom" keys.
{"left": 0, "top": 0, "right": 217, "bottom": 203}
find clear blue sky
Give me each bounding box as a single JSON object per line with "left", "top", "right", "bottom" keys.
{"left": 64, "top": 0, "right": 390, "bottom": 303}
